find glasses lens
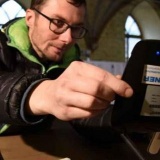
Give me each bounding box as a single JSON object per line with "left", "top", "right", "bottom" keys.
{"left": 50, "top": 20, "right": 67, "bottom": 33}
{"left": 71, "top": 27, "right": 86, "bottom": 39}
{"left": 50, "top": 21, "right": 87, "bottom": 39}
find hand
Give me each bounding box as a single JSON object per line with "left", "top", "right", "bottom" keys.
{"left": 27, "top": 61, "right": 133, "bottom": 121}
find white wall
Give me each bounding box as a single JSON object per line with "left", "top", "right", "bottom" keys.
{"left": 86, "top": 60, "right": 126, "bottom": 75}
{"left": 132, "top": 1, "right": 160, "bottom": 40}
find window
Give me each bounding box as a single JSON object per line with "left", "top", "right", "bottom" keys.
{"left": 125, "top": 15, "right": 142, "bottom": 60}
{"left": 0, "top": 0, "right": 26, "bottom": 28}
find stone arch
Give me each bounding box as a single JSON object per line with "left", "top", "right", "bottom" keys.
{"left": 132, "top": 1, "right": 160, "bottom": 39}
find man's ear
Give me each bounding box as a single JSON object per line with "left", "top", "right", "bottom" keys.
{"left": 25, "top": 9, "right": 35, "bottom": 27}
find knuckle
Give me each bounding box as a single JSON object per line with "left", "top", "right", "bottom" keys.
{"left": 61, "top": 107, "right": 72, "bottom": 120}
{"left": 70, "top": 60, "right": 82, "bottom": 68}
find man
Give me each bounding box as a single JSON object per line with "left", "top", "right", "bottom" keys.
{"left": 0, "top": 0, "right": 133, "bottom": 134}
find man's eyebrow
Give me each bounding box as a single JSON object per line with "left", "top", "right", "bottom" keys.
{"left": 51, "top": 14, "right": 85, "bottom": 26}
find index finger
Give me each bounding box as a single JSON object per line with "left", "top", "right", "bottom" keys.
{"left": 74, "top": 61, "right": 133, "bottom": 97}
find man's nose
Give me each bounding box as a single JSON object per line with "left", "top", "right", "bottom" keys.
{"left": 59, "top": 28, "right": 74, "bottom": 44}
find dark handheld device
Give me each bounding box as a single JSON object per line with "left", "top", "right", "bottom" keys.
{"left": 112, "top": 40, "right": 160, "bottom": 133}
{"left": 111, "top": 40, "right": 160, "bottom": 160}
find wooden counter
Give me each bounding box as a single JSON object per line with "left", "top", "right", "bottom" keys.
{"left": 0, "top": 120, "right": 160, "bottom": 160}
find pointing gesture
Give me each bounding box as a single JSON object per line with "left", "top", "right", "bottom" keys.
{"left": 28, "top": 61, "right": 133, "bottom": 120}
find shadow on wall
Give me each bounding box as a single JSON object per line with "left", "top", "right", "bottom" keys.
{"left": 16, "top": 0, "right": 31, "bottom": 9}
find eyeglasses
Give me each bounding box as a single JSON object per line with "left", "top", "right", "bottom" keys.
{"left": 33, "top": 8, "right": 87, "bottom": 39}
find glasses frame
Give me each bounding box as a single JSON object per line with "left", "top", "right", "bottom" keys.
{"left": 33, "top": 8, "right": 87, "bottom": 39}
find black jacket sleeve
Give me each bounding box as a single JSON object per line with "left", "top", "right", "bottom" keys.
{"left": 0, "top": 70, "right": 46, "bottom": 125}
{"left": 0, "top": 31, "right": 47, "bottom": 125}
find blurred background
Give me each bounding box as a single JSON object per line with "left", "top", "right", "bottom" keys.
{"left": 0, "top": 0, "right": 160, "bottom": 74}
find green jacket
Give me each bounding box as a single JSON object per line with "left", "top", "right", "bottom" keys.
{"left": 0, "top": 18, "right": 81, "bottom": 134}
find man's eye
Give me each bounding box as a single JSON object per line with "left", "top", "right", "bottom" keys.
{"left": 52, "top": 19, "right": 64, "bottom": 27}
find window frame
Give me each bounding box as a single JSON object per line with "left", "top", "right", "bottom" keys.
{"left": 0, "top": 0, "right": 26, "bottom": 28}
{"left": 125, "top": 15, "right": 142, "bottom": 60}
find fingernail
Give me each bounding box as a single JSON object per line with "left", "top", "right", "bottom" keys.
{"left": 125, "top": 88, "right": 133, "bottom": 97}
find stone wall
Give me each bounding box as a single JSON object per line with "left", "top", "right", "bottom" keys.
{"left": 78, "top": 0, "right": 160, "bottom": 62}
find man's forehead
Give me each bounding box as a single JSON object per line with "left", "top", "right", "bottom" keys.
{"left": 41, "top": 0, "right": 86, "bottom": 18}
{"left": 41, "top": 0, "right": 86, "bottom": 10}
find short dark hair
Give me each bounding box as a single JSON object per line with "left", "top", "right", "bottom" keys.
{"left": 30, "top": 0, "right": 86, "bottom": 9}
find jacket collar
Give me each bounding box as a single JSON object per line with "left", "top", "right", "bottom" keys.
{"left": 3, "top": 18, "right": 81, "bottom": 73}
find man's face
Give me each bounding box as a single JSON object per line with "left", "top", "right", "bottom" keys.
{"left": 26, "top": 0, "right": 86, "bottom": 62}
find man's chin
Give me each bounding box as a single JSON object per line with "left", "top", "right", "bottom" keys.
{"left": 48, "top": 54, "right": 63, "bottom": 62}
{"left": 45, "top": 48, "right": 64, "bottom": 61}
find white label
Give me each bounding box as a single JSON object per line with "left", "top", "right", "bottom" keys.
{"left": 142, "top": 65, "right": 160, "bottom": 85}
{"left": 141, "top": 85, "right": 160, "bottom": 117}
